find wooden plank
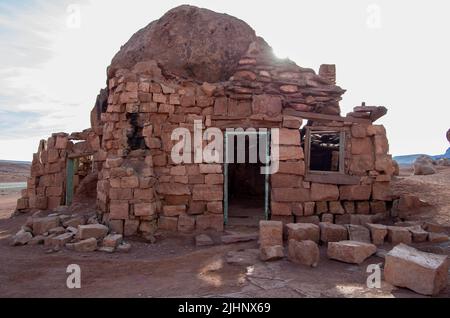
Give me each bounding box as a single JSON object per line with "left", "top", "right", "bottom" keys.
{"left": 283, "top": 108, "right": 372, "bottom": 124}
{"left": 305, "top": 173, "right": 361, "bottom": 185}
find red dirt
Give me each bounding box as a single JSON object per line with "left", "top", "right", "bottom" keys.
{"left": 0, "top": 169, "right": 449, "bottom": 298}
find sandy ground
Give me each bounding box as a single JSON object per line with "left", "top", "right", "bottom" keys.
{"left": 0, "top": 169, "right": 449, "bottom": 298}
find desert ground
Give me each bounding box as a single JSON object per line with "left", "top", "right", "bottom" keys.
{"left": 0, "top": 165, "right": 449, "bottom": 298}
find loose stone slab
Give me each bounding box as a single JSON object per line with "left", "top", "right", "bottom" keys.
{"left": 286, "top": 223, "right": 320, "bottom": 243}
{"left": 327, "top": 240, "right": 377, "bottom": 264}
{"left": 346, "top": 224, "right": 371, "bottom": 243}
{"left": 259, "top": 221, "right": 283, "bottom": 248}
{"left": 288, "top": 239, "right": 319, "bottom": 267}
{"left": 367, "top": 223, "right": 388, "bottom": 245}
{"left": 387, "top": 226, "right": 412, "bottom": 245}
{"left": 384, "top": 244, "right": 448, "bottom": 296}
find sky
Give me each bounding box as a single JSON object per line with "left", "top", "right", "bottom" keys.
{"left": 0, "top": 0, "right": 449, "bottom": 161}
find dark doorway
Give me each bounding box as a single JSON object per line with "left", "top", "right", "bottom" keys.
{"left": 225, "top": 133, "right": 267, "bottom": 227}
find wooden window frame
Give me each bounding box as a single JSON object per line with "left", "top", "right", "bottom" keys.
{"left": 304, "top": 126, "right": 360, "bottom": 185}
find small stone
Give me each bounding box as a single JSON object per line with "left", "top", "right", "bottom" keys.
{"left": 98, "top": 246, "right": 115, "bottom": 253}
{"left": 28, "top": 235, "right": 46, "bottom": 245}
{"left": 288, "top": 240, "right": 319, "bottom": 267}
{"left": 66, "top": 226, "right": 78, "bottom": 234}
{"left": 73, "top": 238, "right": 97, "bottom": 252}
{"left": 11, "top": 230, "right": 33, "bottom": 246}
{"left": 260, "top": 245, "right": 284, "bottom": 261}
{"left": 384, "top": 244, "right": 448, "bottom": 296}
{"left": 102, "top": 234, "right": 123, "bottom": 248}
{"left": 195, "top": 234, "right": 214, "bottom": 247}
{"left": 327, "top": 240, "right": 377, "bottom": 264}
{"left": 428, "top": 232, "right": 449, "bottom": 243}
{"left": 117, "top": 242, "right": 132, "bottom": 253}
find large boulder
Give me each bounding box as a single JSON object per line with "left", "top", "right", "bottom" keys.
{"left": 108, "top": 5, "right": 258, "bottom": 83}
{"left": 413, "top": 155, "right": 436, "bottom": 175}
{"left": 384, "top": 244, "right": 448, "bottom": 296}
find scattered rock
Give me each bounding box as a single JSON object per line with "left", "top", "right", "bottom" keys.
{"left": 98, "top": 246, "right": 115, "bottom": 253}
{"left": 28, "top": 235, "right": 46, "bottom": 246}
{"left": 11, "top": 230, "right": 33, "bottom": 246}
{"left": 63, "top": 216, "right": 85, "bottom": 228}
{"left": 103, "top": 234, "right": 123, "bottom": 248}
{"left": 73, "top": 238, "right": 97, "bottom": 252}
{"left": 384, "top": 244, "right": 448, "bottom": 296}
{"left": 78, "top": 224, "right": 109, "bottom": 240}
{"left": 32, "top": 216, "right": 60, "bottom": 235}
{"left": 288, "top": 239, "right": 319, "bottom": 267}
{"left": 48, "top": 227, "right": 66, "bottom": 235}
{"left": 49, "top": 233, "right": 74, "bottom": 249}
{"left": 221, "top": 233, "right": 258, "bottom": 244}
{"left": 259, "top": 221, "right": 283, "bottom": 248}
{"left": 117, "top": 242, "right": 132, "bottom": 253}
{"left": 195, "top": 234, "right": 214, "bottom": 247}
{"left": 387, "top": 226, "right": 412, "bottom": 245}
{"left": 346, "top": 224, "right": 371, "bottom": 243}
{"left": 327, "top": 240, "right": 377, "bottom": 264}
{"left": 367, "top": 223, "right": 388, "bottom": 245}
{"left": 428, "top": 232, "right": 449, "bottom": 243}
{"left": 66, "top": 226, "right": 78, "bottom": 234}
{"left": 319, "top": 222, "right": 347, "bottom": 244}
{"left": 260, "top": 245, "right": 284, "bottom": 261}
{"left": 286, "top": 223, "right": 319, "bottom": 243}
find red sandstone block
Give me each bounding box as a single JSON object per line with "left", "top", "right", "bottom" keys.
{"left": 110, "top": 201, "right": 129, "bottom": 220}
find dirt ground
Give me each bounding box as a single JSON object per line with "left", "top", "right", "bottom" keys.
{"left": 0, "top": 168, "right": 449, "bottom": 298}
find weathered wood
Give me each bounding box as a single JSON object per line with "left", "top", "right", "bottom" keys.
{"left": 283, "top": 108, "right": 372, "bottom": 124}
{"left": 305, "top": 173, "right": 361, "bottom": 185}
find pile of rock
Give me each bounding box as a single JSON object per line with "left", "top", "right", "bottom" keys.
{"left": 259, "top": 220, "right": 448, "bottom": 265}
{"left": 10, "top": 212, "right": 131, "bottom": 253}
{"left": 259, "top": 220, "right": 449, "bottom": 295}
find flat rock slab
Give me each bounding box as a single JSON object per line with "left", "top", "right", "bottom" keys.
{"left": 78, "top": 224, "right": 109, "bottom": 240}
{"left": 221, "top": 233, "right": 258, "bottom": 244}
{"left": 327, "top": 240, "right": 377, "bottom": 264}
{"left": 32, "top": 216, "right": 60, "bottom": 235}
{"left": 260, "top": 245, "right": 284, "bottom": 262}
{"left": 226, "top": 249, "right": 259, "bottom": 266}
{"left": 195, "top": 234, "right": 214, "bottom": 247}
{"left": 384, "top": 243, "right": 448, "bottom": 296}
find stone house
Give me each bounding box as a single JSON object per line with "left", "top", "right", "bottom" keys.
{"left": 16, "top": 6, "right": 395, "bottom": 237}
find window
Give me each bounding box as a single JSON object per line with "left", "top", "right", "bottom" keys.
{"left": 304, "top": 128, "right": 345, "bottom": 174}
